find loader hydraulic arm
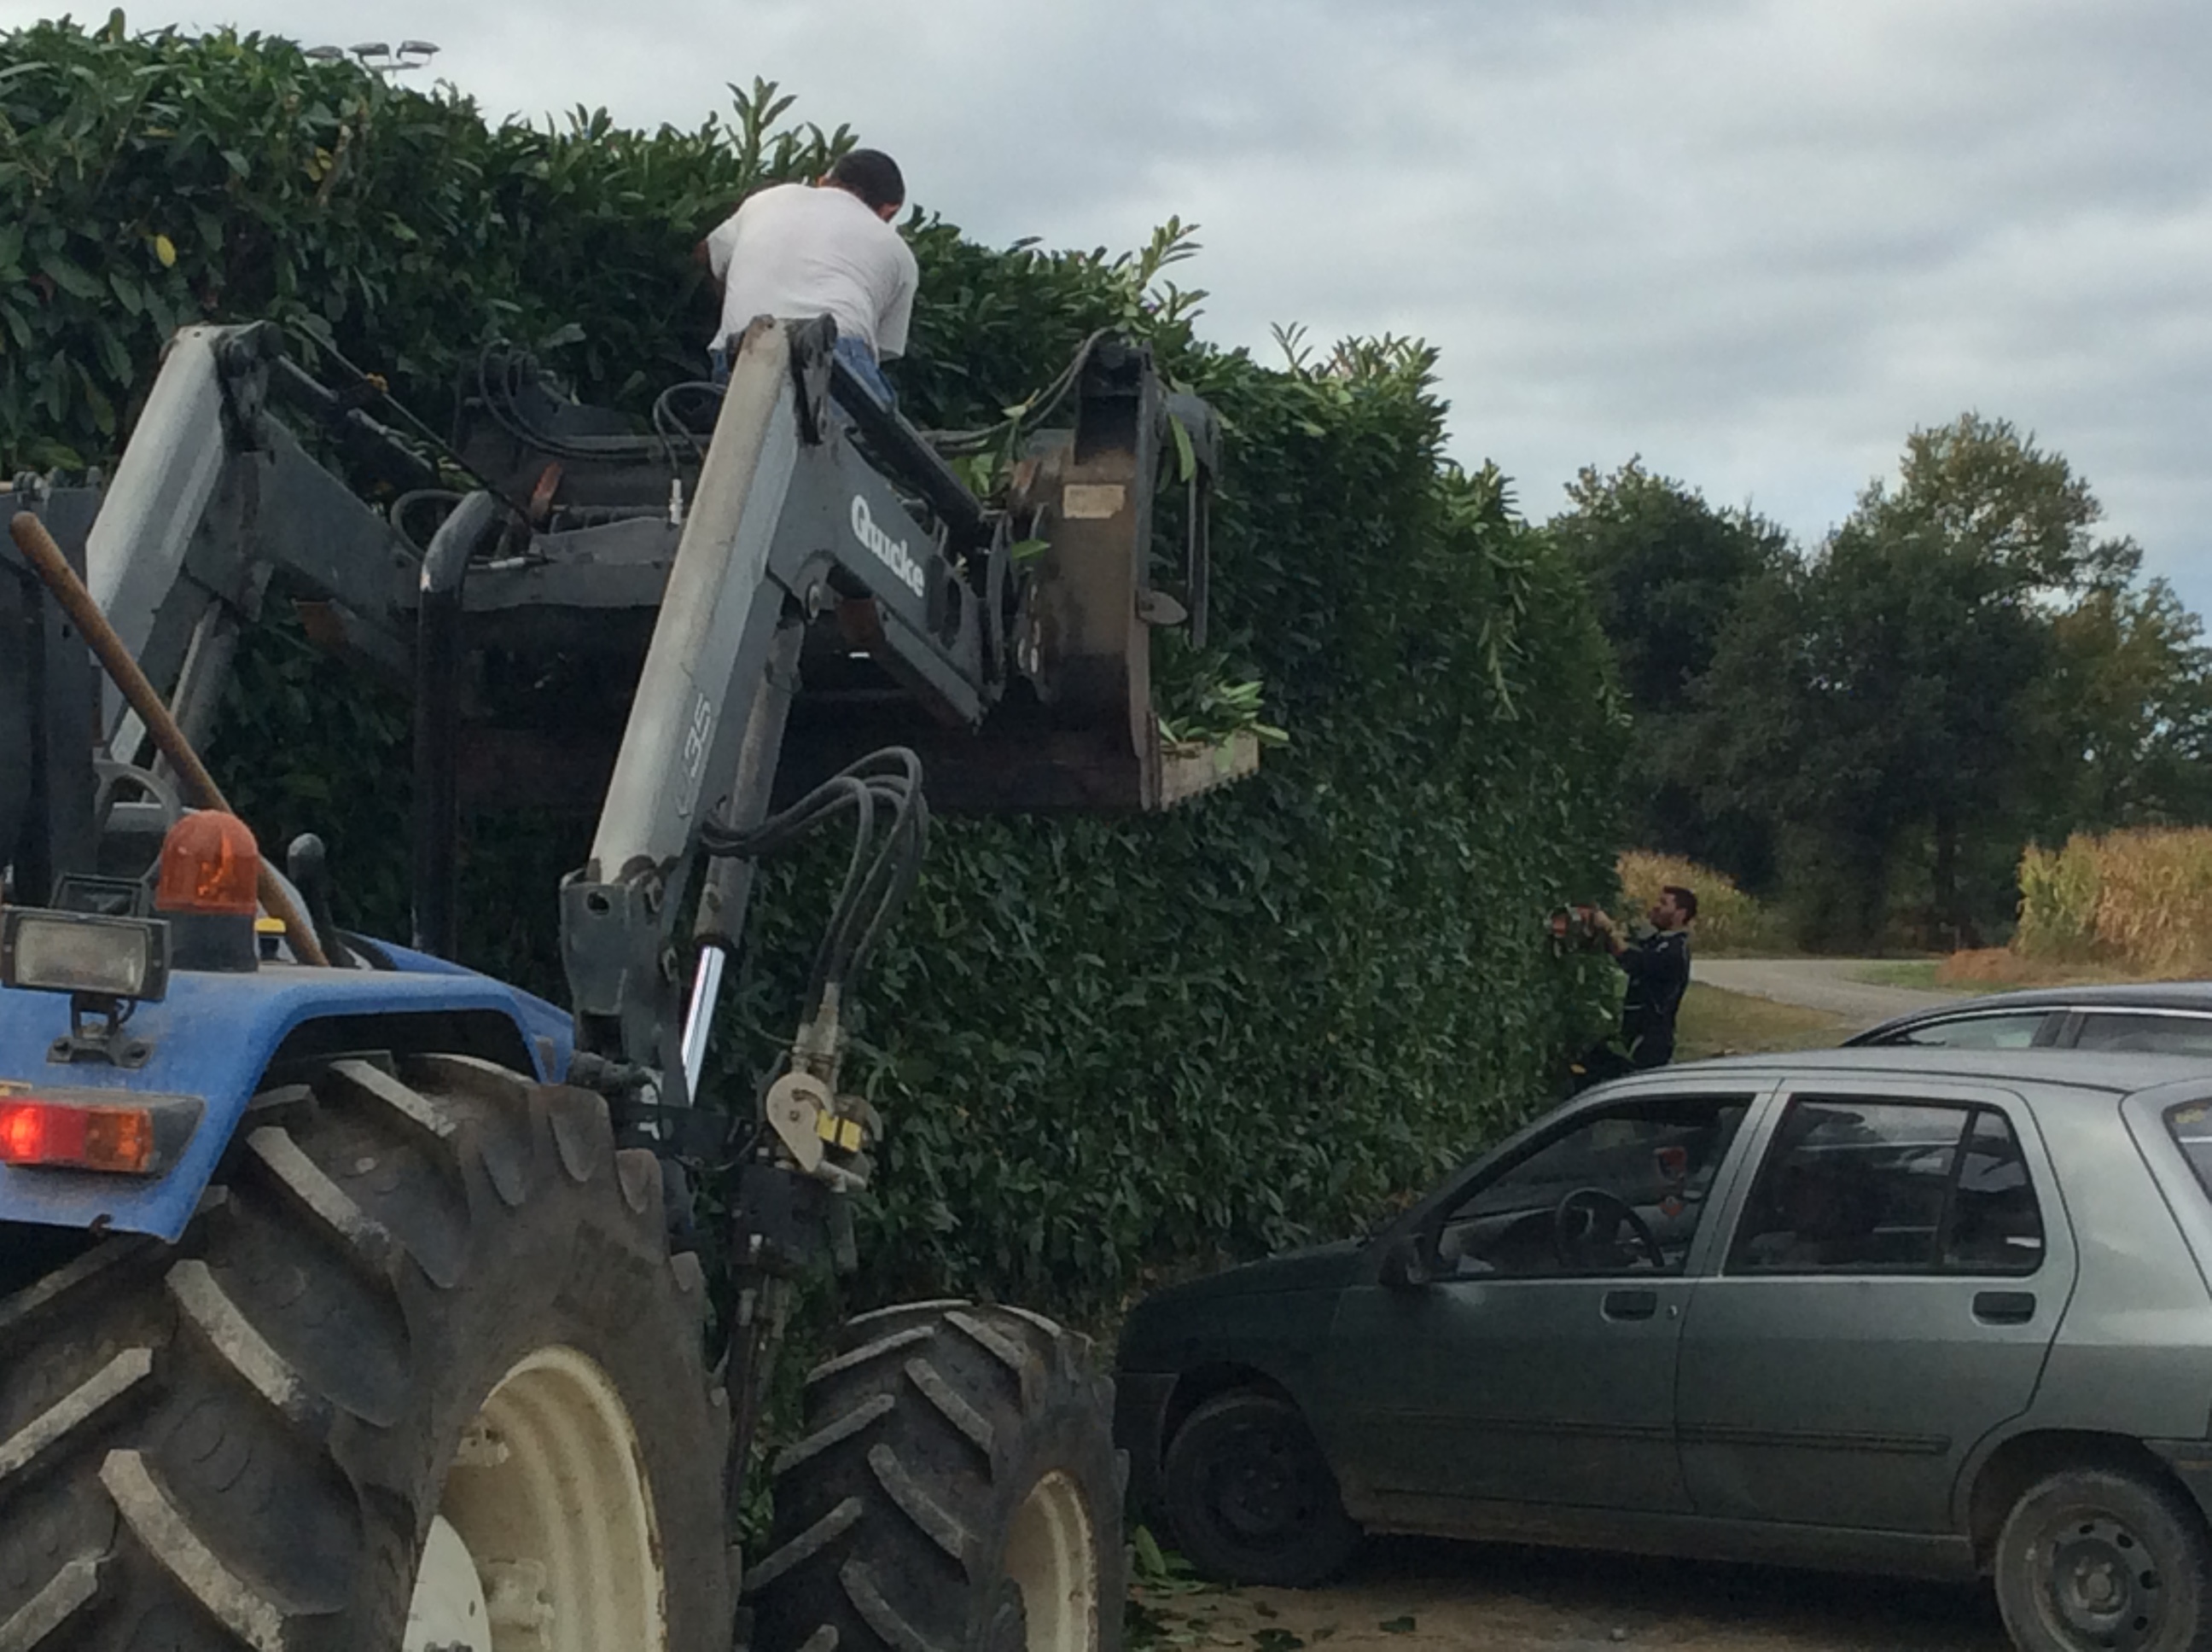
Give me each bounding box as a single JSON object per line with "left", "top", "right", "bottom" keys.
{"left": 74, "top": 323, "right": 427, "bottom": 754}
{"left": 558, "top": 316, "right": 1007, "bottom": 1102}
{"left": 10, "top": 312, "right": 1241, "bottom": 1125}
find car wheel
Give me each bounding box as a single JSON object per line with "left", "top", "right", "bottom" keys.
{"left": 1160, "top": 1390, "right": 1359, "bottom": 1587}
{"left": 1994, "top": 1466, "right": 2212, "bottom": 1652}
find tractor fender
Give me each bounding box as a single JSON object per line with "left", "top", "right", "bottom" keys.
{"left": 0, "top": 950, "right": 571, "bottom": 1241}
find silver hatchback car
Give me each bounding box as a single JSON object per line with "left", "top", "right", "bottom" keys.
{"left": 1115, "top": 1050, "right": 2212, "bottom": 1652}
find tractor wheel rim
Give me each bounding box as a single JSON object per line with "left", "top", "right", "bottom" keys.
{"left": 1002, "top": 1468, "right": 1098, "bottom": 1652}
{"left": 405, "top": 1515, "right": 492, "bottom": 1652}
{"left": 408, "top": 1344, "right": 667, "bottom": 1652}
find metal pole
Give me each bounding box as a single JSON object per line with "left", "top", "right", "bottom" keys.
{"left": 411, "top": 492, "right": 500, "bottom": 957}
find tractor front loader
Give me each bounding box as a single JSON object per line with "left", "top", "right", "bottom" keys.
{"left": 0, "top": 315, "right": 1247, "bottom": 1652}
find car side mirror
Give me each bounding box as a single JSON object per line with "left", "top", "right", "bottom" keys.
{"left": 1377, "top": 1231, "right": 1432, "bottom": 1291}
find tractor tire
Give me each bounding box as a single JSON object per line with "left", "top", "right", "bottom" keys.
{"left": 0, "top": 1051, "right": 731, "bottom": 1652}
{"left": 747, "top": 1300, "right": 1126, "bottom": 1652}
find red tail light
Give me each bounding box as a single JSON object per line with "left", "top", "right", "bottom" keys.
{"left": 0, "top": 1098, "right": 158, "bottom": 1173}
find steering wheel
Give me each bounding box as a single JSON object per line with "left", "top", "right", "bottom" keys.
{"left": 1551, "top": 1187, "right": 1666, "bottom": 1272}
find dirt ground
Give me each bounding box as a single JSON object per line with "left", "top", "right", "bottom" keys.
{"left": 1132, "top": 1537, "right": 2006, "bottom": 1652}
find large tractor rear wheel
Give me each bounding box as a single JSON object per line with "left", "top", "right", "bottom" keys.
{"left": 0, "top": 1052, "right": 731, "bottom": 1652}
{"left": 748, "top": 1301, "right": 1126, "bottom": 1652}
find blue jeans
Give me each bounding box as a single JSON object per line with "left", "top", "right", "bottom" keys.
{"left": 834, "top": 335, "right": 895, "bottom": 410}
{"left": 707, "top": 333, "right": 895, "bottom": 411}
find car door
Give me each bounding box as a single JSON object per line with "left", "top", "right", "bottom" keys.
{"left": 1322, "top": 1085, "right": 1763, "bottom": 1523}
{"left": 1677, "top": 1078, "right": 2075, "bottom": 1534}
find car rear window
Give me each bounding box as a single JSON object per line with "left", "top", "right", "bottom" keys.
{"left": 2164, "top": 1102, "right": 2212, "bottom": 1198}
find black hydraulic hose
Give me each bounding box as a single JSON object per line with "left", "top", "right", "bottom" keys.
{"left": 699, "top": 747, "right": 931, "bottom": 1018}
{"left": 410, "top": 490, "right": 504, "bottom": 957}
{"left": 652, "top": 381, "right": 725, "bottom": 468}
{"left": 266, "top": 355, "right": 443, "bottom": 494}
{"left": 474, "top": 345, "right": 670, "bottom": 468}
{"left": 816, "top": 752, "right": 927, "bottom": 998}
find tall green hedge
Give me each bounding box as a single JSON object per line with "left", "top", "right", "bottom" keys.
{"left": 1, "top": 19, "right": 1627, "bottom": 1318}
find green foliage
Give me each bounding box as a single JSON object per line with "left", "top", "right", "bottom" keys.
{"left": 2046, "top": 579, "right": 2212, "bottom": 832}
{"left": 2, "top": 19, "right": 1624, "bottom": 1320}
{"left": 1674, "top": 415, "right": 2212, "bottom": 950}
{"left": 1548, "top": 460, "right": 1790, "bottom": 888}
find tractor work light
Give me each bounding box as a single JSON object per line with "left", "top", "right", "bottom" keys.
{"left": 0, "top": 909, "right": 172, "bottom": 1003}
{"left": 0, "top": 1091, "right": 202, "bottom": 1176}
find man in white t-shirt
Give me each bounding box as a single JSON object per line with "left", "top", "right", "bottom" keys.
{"left": 699, "top": 148, "right": 919, "bottom": 408}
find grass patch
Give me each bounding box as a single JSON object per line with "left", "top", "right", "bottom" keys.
{"left": 1676, "top": 983, "right": 1852, "bottom": 1061}
{"left": 1936, "top": 947, "right": 2171, "bottom": 989}
{"left": 1853, "top": 951, "right": 2176, "bottom": 994}
{"left": 1851, "top": 959, "right": 1949, "bottom": 991}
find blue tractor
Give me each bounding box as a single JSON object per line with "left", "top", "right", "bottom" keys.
{"left": 0, "top": 317, "right": 1239, "bottom": 1652}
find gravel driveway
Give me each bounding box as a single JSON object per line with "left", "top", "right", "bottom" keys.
{"left": 1693, "top": 957, "right": 1966, "bottom": 1032}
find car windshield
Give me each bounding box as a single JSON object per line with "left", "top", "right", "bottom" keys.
{"left": 1880, "top": 1012, "right": 2045, "bottom": 1050}
{"left": 1435, "top": 1096, "right": 1749, "bottom": 1277}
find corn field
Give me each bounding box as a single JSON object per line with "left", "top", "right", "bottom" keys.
{"left": 1616, "top": 851, "right": 1779, "bottom": 955}
{"left": 2017, "top": 829, "right": 2212, "bottom": 976}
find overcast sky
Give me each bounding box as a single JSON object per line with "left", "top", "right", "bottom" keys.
{"left": 14, "top": 0, "right": 2210, "bottom": 616}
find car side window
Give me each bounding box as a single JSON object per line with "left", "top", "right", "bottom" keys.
{"left": 1729, "top": 1097, "right": 2043, "bottom": 1277}
{"left": 1945, "top": 1108, "right": 2046, "bottom": 1271}
{"left": 1881, "top": 1012, "right": 2048, "bottom": 1050}
{"left": 1435, "top": 1096, "right": 1749, "bottom": 1280}
{"left": 2073, "top": 1013, "right": 2212, "bottom": 1056}
{"left": 2165, "top": 1102, "right": 2212, "bottom": 1199}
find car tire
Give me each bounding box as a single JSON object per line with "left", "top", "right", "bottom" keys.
{"left": 1994, "top": 1465, "right": 2212, "bottom": 1652}
{"left": 1161, "top": 1390, "right": 1359, "bottom": 1587}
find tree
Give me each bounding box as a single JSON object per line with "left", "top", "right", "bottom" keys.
{"left": 1549, "top": 460, "right": 1790, "bottom": 882}
{"left": 2044, "top": 578, "right": 2212, "bottom": 832}
{"left": 1697, "top": 414, "right": 2153, "bottom": 945}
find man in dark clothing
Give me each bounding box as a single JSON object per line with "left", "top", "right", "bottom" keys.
{"left": 1569, "top": 884, "right": 1697, "bottom": 1091}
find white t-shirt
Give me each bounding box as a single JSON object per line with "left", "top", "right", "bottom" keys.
{"left": 705, "top": 183, "right": 919, "bottom": 360}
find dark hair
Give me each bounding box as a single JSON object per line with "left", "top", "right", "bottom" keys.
{"left": 828, "top": 148, "right": 905, "bottom": 213}
{"left": 1662, "top": 884, "right": 1699, "bottom": 921}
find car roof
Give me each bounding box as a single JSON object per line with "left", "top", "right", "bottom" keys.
{"left": 1621, "top": 1044, "right": 2212, "bottom": 1097}
{"left": 1848, "top": 980, "right": 2212, "bottom": 1044}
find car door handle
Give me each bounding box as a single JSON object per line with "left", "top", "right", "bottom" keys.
{"left": 1603, "top": 1288, "right": 1659, "bottom": 1322}
{"left": 1973, "top": 1290, "right": 2037, "bottom": 1324}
